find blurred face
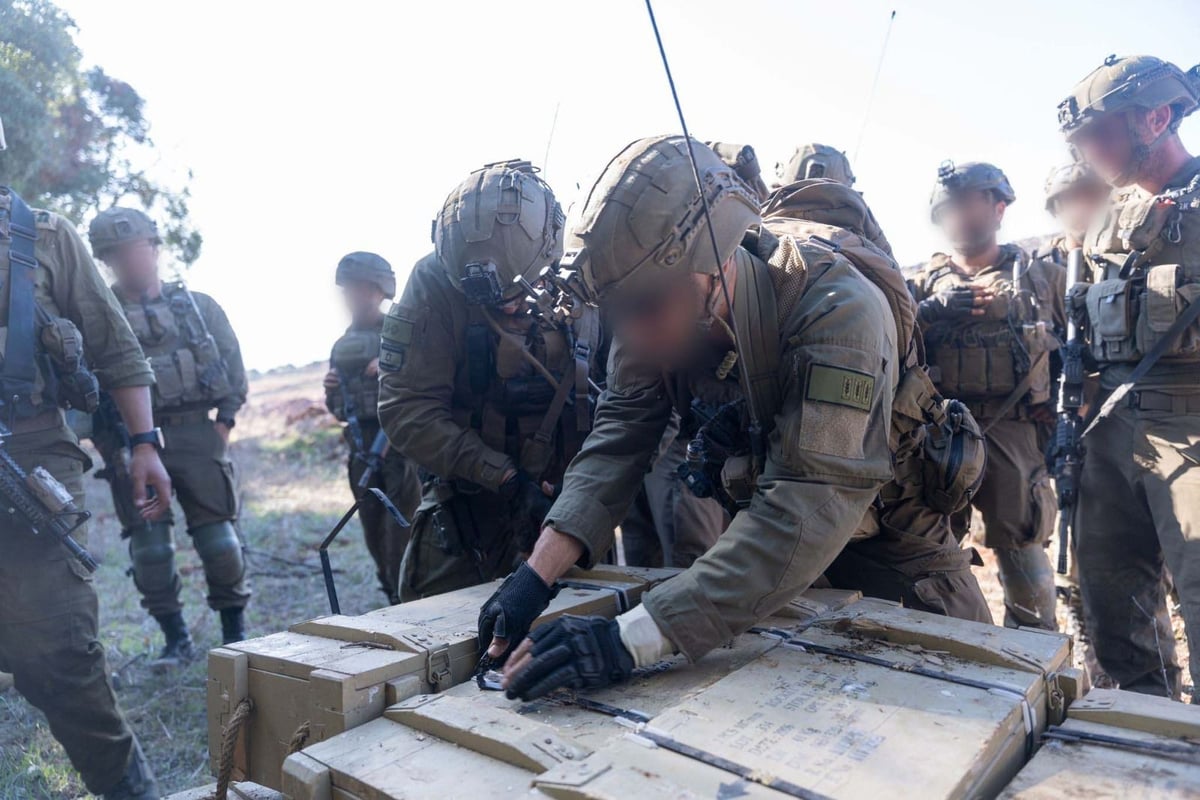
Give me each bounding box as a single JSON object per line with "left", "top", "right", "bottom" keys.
{"left": 1071, "top": 106, "right": 1169, "bottom": 187}
{"left": 341, "top": 280, "right": 386, "bottom": 323}
{"left": 610, "top": 273, "right": 712, "bottom": 370}
{"left": 1051, "top": 181, "right": 1110, "bottom": 242}
{"left": 102, "top": 239, "right": 160, "bottom": 294}
{"left": 934, "top": 190, "right": 1004, "bottom": 258}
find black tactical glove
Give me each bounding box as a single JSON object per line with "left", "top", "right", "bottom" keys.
{"left": 917, "top": 286, "right": 981, "bottom": 323}
{"left": 498, "top": 470, "right": 555, "bottom": 550}
{"left": 505, "top": 614, "right": 635, "bottom": 701}
{"left": 477, "top": 562, "right": 558, "bottom": 668}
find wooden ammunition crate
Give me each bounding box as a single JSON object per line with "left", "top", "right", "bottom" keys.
{"left": 1000, "top": 688, "right": 1200, "bottom": 799}
{"left": 206, "top": 565, "right": 676, "bottom": 790}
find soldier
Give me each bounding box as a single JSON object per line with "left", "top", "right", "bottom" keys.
{"left": 0, "top": 117, "right": 169, "bottom": 798}
{"left": 88, "top": 207, "right": 250, "bottom": 663}
{"left": 1058, "top": 54, "right": 1200, "bottom": 699}
{"left": 776, "top": 142, "right": 856, "bottom": 187}
{"left": 378, "top": 161, "right": 602, "bottom": 601}
{"left": 476, "top": 137, "right": 989, "bottom": 699}
{"left": 323, "top": 251, "right": 420, "bottom": 604}
{"left": 910, "top": 161, "right": 1065, "bottom": 632}
{"left": 1038, "top": 161, "right": 1110, "bottom": 271}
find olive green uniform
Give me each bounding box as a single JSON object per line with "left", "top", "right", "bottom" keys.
{"left": 97, "top": 285, "right": 250, "bottom": 616}
{"left": 1073, "top": 157, "right": 1200, "bottom": 698}
{"left": 0, "top": 200, "right": 153, "bottom": 794}
{"left": 912, "top": 245, "right": 1064, "bottom": 630}
{"left": 325, "top": 319, "right": 420, "bottom": 603}
{"left": 546, "top": 239, "right": 988, "bottom": 662}
{"left": 379, "top": 254, "right": 599, "bottom": 600}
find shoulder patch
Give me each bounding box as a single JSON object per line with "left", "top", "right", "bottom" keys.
{"left": 806, "top": 363, "right": 875, "bottom": 412}
{"left": 379, "top": 307, "right": 417, "bottom": 373}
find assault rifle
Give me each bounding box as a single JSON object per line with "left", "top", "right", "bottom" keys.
{"left": 333, "top": 367, "right": 366, "bottom": 456}
{"left": 91, "top": 392, "right": 146, "bottom": 532}
{"left": 0, "top": 419, "right": 98, "bottom": 571}
{"left": 356, "top": 428, "right": 390, "bottom": 490}
{"left": 1048, "top": 249, "right": 1086, "bottom": 574}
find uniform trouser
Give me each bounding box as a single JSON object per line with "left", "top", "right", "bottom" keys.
{"left": 399, "top": 487, "right": 523, "bottom": 602}
{"left": 823, "top": 519, "right": 994, "bottom": 624}
{"left": 109, "top": 419, "right": 250, "bottom": 616}
{"left": 951, "top": 417, "right": 1058, "bottom": 630}
{"left": 621, "top": 437, "right": 730, "bottom": 568}
{"left": 1, "top": 425, "right": 134, "bottom": 793}
{"left": 348, "top": 444, "right": 421, "bottom": 604}
{"left": 1076, "top": 401, "right": 1200, "bottom": 699}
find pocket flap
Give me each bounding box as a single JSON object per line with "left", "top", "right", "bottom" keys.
{"left": 1144, "top": 263, "right": 1181, "bottom": 334}
{"left": 1088, "top": 279, "right": 1133, "bottom": 338}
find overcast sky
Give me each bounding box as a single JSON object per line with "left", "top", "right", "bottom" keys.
{"left": 56, "top": 0, "right": 1200, "bottom": 370}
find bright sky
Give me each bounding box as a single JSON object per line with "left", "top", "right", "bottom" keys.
{"left": 56, "top": 0, "right": 1200, "bottom": 370}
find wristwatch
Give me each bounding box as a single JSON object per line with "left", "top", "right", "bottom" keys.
{"left": 129, "top": 428, "right": 165, "bottom": 451}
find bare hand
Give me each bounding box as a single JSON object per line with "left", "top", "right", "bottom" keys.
{"left": 364, "top": 358, "right": 380, "bottom": 378}
{"left": 214, "top": 421, "right": 231, "bottom": 445}
{"left": 323, "top": 370, "right": 340, "bottom": 391}
{"left": 1028, "top": 403, "right": 1056, "bottom": 426}
{"left": 129, "top": 445, "right": 171, "bottom": 520}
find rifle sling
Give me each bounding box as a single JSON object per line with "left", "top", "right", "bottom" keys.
{"left": 2, "top": 192, "right": 39, "bottom": 413}
{"left": 979, "top": 350, "right": 1050, "bottom": 436}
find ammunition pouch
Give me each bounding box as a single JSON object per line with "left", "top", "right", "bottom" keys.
{"left": 1083, "top": 267, "right": 1200, "bottom": 364}
{"left": 39, "top": 316, "right": 99, "bottom": 412}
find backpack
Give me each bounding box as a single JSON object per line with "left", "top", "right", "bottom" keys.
{"left": 753, "top": 179, "right": 985, "bottom": 515}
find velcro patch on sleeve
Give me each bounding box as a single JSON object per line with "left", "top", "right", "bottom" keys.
{"left": 381, "top": 313, "right": 415, "bottom": 347}
{"left": 806, "top": 363, "right": 875, "bottom": 412}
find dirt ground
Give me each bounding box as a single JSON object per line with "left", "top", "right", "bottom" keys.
{"left": 0, "top": 361, "right": 1191, "bottom": 797}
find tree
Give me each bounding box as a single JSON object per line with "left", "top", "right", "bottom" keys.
{"left": 0, "top": 0, "right": 201, "bottom": 266}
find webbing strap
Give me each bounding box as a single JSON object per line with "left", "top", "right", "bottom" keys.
{"left": 2, "top": 191, "right": 39, "bottom": 413}
{"left": 731, "top": 249, "right": 782, "bottom": 428}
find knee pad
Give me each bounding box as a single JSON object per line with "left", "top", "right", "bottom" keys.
{"left": 191, "top": 521, "right": 246, "bottom": 585}
{"left": 128, "top": 523, "right": 178, "bottom": 594}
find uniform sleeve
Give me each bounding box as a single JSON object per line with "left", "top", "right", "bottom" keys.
{"left": 200, "top": 294, "right": 248, "bottom": 420}
{"left": 324, "top": 344, "right": 342, "bottom": 419}
{"left": 542, "top": 336, "right": 674, "bottom": 566}
{"left": 377, "top": 264, "right": 514, "bottom": 492}
{"left": 641, "top": 263, "right": 897, "bottom": 662}
{"left": 43, "top": 216, "right": 153, "bottom": 390}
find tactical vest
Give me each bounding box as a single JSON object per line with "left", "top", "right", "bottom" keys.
{"left": 1079, "top": 165, "right": 1200, "bottom": 367}
{"left": 0, "top": 189, "right": 99, "bottom": 417}
{"left": 122, "top": 281, "right": 232, "bottom": 411}
{"left": 330, "top": 325, "right": 382, "bottom": 423}
{"left": 919, "top": 246, "right": 1058, "bottom": 406}
{"left": 462, "top": 302, "right": 602, "bottom": 482}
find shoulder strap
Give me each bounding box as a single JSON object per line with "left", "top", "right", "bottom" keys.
{"left": 732, "top": 249, "right": 782, "bottom": 427}
{"left": 2, "top": 190, "right": 40, "bottom": 414}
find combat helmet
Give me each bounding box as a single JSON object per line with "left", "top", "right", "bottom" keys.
{"left": 336, "top": 251, "right": 396, "bottom": 298}
{"left": 777, "top": 143, "right": 856, "bottom": 187}
{"left": 1043, "top": 161, "right": 1104, "bottom": 213}
{"left": 88, "top": 207, "right": 161, "bottom": 259}
{"left": 576, "top": 135, "right": 761, "bottom": 302}
{"left": 1058, "top": 54, "right": 1200, "bottom": 137}
{"left": 929, "top": 161, "right": 1016, "bottom": 222}
{"left": 434, "top": 160, "right": 564, "bottom": 306}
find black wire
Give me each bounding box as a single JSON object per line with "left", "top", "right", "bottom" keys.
{"left": 642, "top": 0, "right": 761, "bottom": 435}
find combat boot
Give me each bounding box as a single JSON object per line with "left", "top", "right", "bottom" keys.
{"left": 103, "top": 736, "right": 160, "bottom": 800}
{"left": 150, "top": 612, "right": 195, "bottom": 671}
{"left": 220, "top": 607, "right": 246, "bottom": 644}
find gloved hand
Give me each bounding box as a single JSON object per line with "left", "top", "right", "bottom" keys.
{"left": 503, "top": 614, "right": 635, "bottom": 701}
{"left": 478, "top": 562, "right": 558, "bottom": 668}
{"left": 498, "top": 470, "right": 555, "bottom": 550}
{"left": 918, "top": 285, "right": 989, "bottom": 323}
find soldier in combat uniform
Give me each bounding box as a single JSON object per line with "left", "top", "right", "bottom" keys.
{"left": 1039, "top": 161, "right": 1110, "bottom": 273}
{"left": 89, "top": 207, "right": 251, "bottom": 663}
{"left": 776, "top": 142, "right": 856, "bottom": 188}
{"left": 379, "top": 161, "right": 602, "bottom": 601}
{"left": 476, "top": 137, "right": 989, "bottom": 698}
{"left": 910, "top": 162, "right": 1066, "bottom": 632}
{"left": 323, "top": 251, "right": 420, "bottom": 604}
{"left": 0, "top": 116, "right": 170, "bottom": 799}
{"left": 1058, "top": 54, "right": 1200, "bottom": 699}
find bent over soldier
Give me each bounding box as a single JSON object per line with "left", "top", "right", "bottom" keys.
{"left": 89, "top": 207, "right": 250, "bottom": 664}
{"left": 379, "top": 161, "right": 602, "bottom": 601}
{"left": 0, "top": 116, "right": 170, "bottom": 798}
{"left": 911, "top": 161, "right": 1066, "bottom": 632}
{"left": 1059, "top": 54, "right": 1200, "bottom": 699}
{"left": 477, "top": 138, "right": 990, "bottom": 699}
{"left": 324, "top": 251, "right": 420, "bottom": 604}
